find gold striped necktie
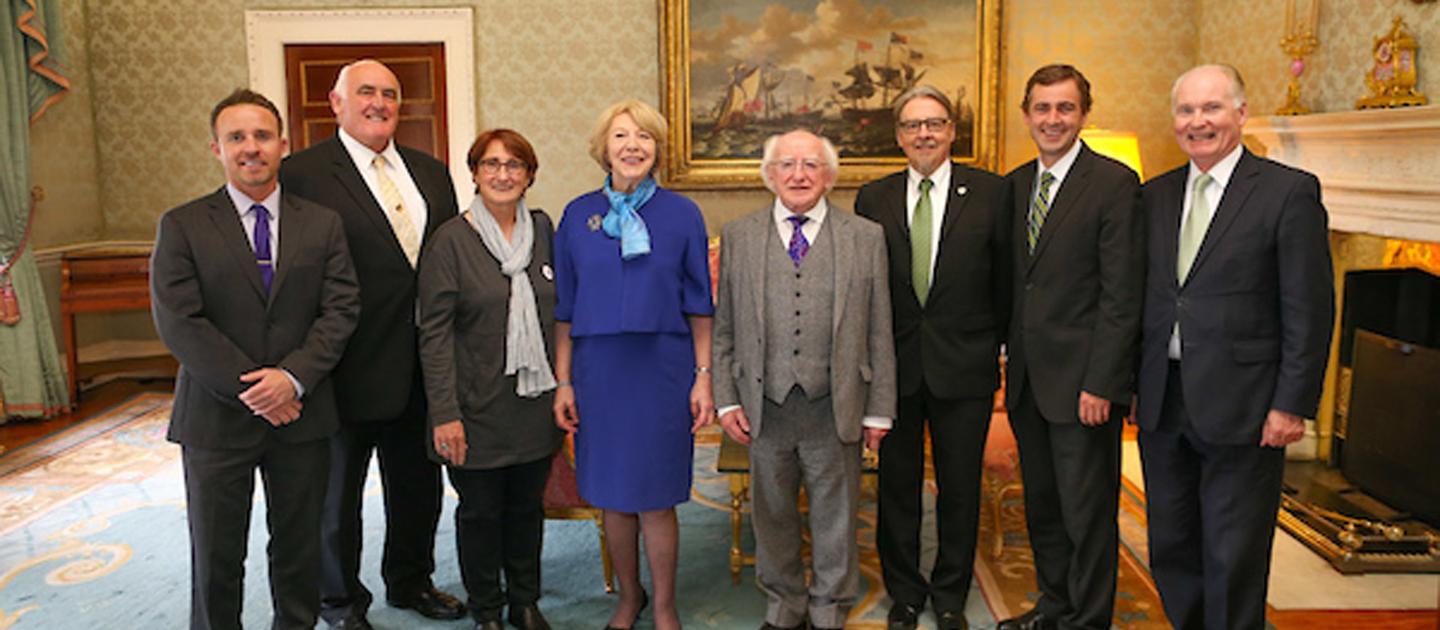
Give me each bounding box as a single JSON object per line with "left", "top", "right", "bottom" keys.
{"left": 1027, "top": 171, "right": 1056, "bottom": 254}
{"left": 911, "top": 177, "right": 934, "bottom": 305}
{"left": 373, "top": 154, "right": 421, "bottom": 267}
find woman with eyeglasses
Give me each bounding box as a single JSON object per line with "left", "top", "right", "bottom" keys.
{"left": 551, "top": 100, "right": 714, "bottom": 630}
{"left": 418, "top": 129, "right": 562, "bottom": 630}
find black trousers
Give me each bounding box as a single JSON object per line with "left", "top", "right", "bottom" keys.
{"left": 446, "top": 456, "right": 552, "bottom": 622}
{"left": 1009, "top": 381, "right": 1121, "bottom": 630}
{"left": 1138, "top": 361, "right": 1284, "bottom": 630}
{"left": 319, "top": 387, "right": 443, "bottom": 623}
{"left": 876, "top": 384, "right": 992, "bottom": 614}
{"left": 182, "top": 437, "right": 329, "bottom": 630}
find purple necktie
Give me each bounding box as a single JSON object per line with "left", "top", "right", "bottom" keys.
{"left": 252, "top": 204, "right": 273, "bottom": 293}
{"left": 786, "top": 215, "right": 810, "bottom": 266}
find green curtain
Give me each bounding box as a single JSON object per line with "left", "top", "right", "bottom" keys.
{"left": 1, "top": 0, "right": 70, "bottom": 418}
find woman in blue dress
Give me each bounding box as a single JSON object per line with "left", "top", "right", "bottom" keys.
{"left": 552, "top": 99, "right": 714, "bottom": 630}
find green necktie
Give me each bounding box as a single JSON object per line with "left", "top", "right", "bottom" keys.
{"left": 1177, "top": 172, "right": 1214, "bottom": 283}
{"left": 912, "top": 178, "right": 934, "bottom": 305}
{"left": 1027, "top": 171, "right": 1057, "bottom": 253}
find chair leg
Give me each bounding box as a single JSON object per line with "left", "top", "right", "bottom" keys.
{"left": 595, "top": 513, "right": 614, "bottom": 593}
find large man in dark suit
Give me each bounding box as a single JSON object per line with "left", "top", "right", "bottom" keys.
{"left": 1137, "top": 64, "right": 1333, "bottom": 630}
{"left": 151, "top": 89, "right": 359, "bottom": 629}
{"left": 855, "top": 86, "right": 1011, "bottom": 630}
{"left": 999, "top": 65, "right": 1144, "bottom": 630}
{"left": 279, "top": 59, "right": 463, "bottom": 628}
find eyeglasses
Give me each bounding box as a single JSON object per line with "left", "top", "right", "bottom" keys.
{"left": 478, "top": 159, "right": 528, "bottom": 175}
{"left": 897, "top": 117, "right": 952, "bottom": 134}
{"left": 771, "top": 158, "right": 825, "bottom": 174}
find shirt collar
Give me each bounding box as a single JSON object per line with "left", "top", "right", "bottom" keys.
{"left": 773, "top": 196, "right": 829, "bottom": 227}
{"left": 1039, "top": 138, "right": 1084, "bottom": 184}
{"left": 907, "top": 159, "right": 952, "bottom": 193}
{"left": 225, "top": 183, "right": 280, "bottom": 218}
{"left": 337, "top": 127, "right": 401, "bottom": 170}
{"left": 1188, "top": 143, "right": 1244, "bottom": 190}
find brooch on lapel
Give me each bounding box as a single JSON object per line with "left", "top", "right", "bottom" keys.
{"left": 542, "top": 263, "right": 554, "bottom": 281}
{"left": 587, "top": 214, "right": 603, "bottom": 232}
{"left": 956, "top": 185, "right": 968, "bottom": 197}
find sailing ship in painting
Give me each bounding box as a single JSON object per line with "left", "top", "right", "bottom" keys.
{"left": 693, "top": 30, "right": 976, "bottom": 160}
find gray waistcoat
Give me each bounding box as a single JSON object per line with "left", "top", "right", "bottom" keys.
{"left": 763, "top": 218, "right": 836, "bottom": 404}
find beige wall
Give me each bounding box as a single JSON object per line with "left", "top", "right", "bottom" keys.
{"left": 26, "top": 0, "right": 1440, "bottom": 247}
{"left": 1199, "top": 0, "right": 1438, "bottom": 116}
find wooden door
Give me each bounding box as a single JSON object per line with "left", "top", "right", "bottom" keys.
{"left": 284, "top": 43, "right": 448, "bottom": 163}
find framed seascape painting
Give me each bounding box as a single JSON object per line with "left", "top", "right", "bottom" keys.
{"left": 661, "top": 0, "right": 1002, "bottom": 189}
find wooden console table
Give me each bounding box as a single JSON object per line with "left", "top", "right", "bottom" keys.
{"left": 59, "top": 249, "right": 152, "bottom": 405}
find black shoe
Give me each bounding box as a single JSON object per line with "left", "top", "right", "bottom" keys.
{"left": 327, "top": 614, "right": 374, "bottom": 630}
{"left": 758, "top": 623, "right": 806, "bottom": 630}
{"left": 476, "top": 621, "right": 505, "bottom": 630}
{"left": 936, "top": 610, "right": 970, "bottom": 630}
{"left": 887, "top": 602, "right": 921, "bottom": 629}
{"left": 603, "top": 590, "right": 648, "bottom": 630}
{"left": 996, "top": 608, "right": 1055, "bottom": 630}
{"left": 509, "top": 603, "right": 552, "bottom": 630}
{"left": 388, "top": 586, "right": 466, "bottom": 620}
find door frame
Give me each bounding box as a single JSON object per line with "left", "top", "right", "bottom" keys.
{"left": 245, "top": 8, "right": 477, "bottom": 207}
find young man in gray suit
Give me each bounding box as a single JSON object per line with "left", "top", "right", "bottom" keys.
{"left": 1137, "top": 64, "right": 1333, "bottom": 630}
{"left": 999, "top": 64, "right": 1144, "bottom": 630}
{"left": 151, "top": 88, "right": 360, "bottom": 629}
{"left": 713, "top": 129, "right": 897, "bottom": 630}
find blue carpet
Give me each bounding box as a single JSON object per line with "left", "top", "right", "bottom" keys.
{"left": 0, "top": 394, "right": 1002, "bottom": 629}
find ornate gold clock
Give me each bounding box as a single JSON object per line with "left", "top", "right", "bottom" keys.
{"left": 1357, "top": 17, "right": 1428, "bottom": 109}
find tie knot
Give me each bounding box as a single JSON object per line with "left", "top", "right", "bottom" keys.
{"left": 787, "top": 214, "right": 808, "bottom": 228}
{"left": 1193, "top": 172, "right": 1213, "bottom": 190}
{"left": 1039, "top": 171, "right": 1056, "bottom": 189}
{"left": 918, "top": 177, "right": 933, "bottom": 194}
{"left": 372, "top": 154, "right": 388, "bottom": 170}
{"left": 251, "top": 204, "right": 270, "bottom": 221}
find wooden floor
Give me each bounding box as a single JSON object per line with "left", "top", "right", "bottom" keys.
{"left": 3, "top": 378, "right": 1436, "bottom": 629}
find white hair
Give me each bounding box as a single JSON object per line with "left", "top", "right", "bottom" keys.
{"left": 759, "top": 130, "right": 840, "bottom": 193}
{"left": 332, "top": 59, "right": 402, "bottom": 102}
{"left": 1171, "top": 63, "right": 1245, "bottom": 110}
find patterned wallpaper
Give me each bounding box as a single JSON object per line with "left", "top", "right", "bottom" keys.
{"left": 27, "top": 0, "right": 1439, "bottom": 245}
{"left": 1000, "top": 0, "right": 1196, "bottom": 176}
{"left": 27, "top": 0, "right": 102, "bottom": 248}
{"left": 1199, "top": 0, "right": 1438, "bottom": 115}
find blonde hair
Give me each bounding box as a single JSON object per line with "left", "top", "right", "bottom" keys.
{"left": 588, "top": 99, "right": 668, "bottom": 173}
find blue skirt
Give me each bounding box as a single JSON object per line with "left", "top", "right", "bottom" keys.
{"left": 572, "top": 332, "right": 695, "bottom": 512}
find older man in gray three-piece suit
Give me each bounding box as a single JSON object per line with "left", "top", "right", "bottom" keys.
{"left": 713, "top": 129, "right": 897, "bottom": 630}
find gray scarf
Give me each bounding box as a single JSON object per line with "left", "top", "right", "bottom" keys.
{"left": 464, "top": 199, "right": 557, "bottom": 397}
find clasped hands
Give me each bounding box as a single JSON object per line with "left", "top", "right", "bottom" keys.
{"left": 238, "top": 367, "right": 300, "bottom": 426}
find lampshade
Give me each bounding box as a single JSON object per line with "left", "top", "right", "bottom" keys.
{"left": 1079, "top": 128, "right": 1143, "bottom": 180}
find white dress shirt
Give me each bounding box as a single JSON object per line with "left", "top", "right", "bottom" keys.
{"left": 337, "top": 128, "right": 429, "bottom": 238}
{"left": 1032, "top": 138, "right": 1083, "bottom": 208}
{"left": 1169, "top": 143, "right": 1244, "bottom": 360}
{"left": 905, "top": 159, "right": 951, "bottom": 280}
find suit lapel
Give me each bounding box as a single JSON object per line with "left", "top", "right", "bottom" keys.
{"left": 747, "top": 211, "right": 769, "bottom": 330}
{"left": 1029, "top": 146, "right": 1094, "bottom": 270}
{"left": 928, "top": 162, "right": 971, "bottom": 302}
{"left": 205, "top": 188, "right": 267, "bottom": 301}
{"left": 269, "top": 194, "right": 308, "bottom": 308}
{"left": 1186, "top": 150, "right": 1259, "bottom": 284}
{"left": 1160, "top": 171, "right": 1186, "bottom": 290}
{"left": 830, "top": 209, "right": 851, "bottom": 334}
{"left": 325, "top": 138, "right": 412, "bottom": 268}
{"left": 1012, "top": 160, "right": 1037, "bottom": 276}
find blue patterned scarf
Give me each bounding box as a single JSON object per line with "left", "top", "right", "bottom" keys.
{"left": 601, "top": 175, "right": 657, "bottom": 260}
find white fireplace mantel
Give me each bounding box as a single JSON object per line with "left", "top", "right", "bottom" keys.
{"left": 1245, "top": 105, "right": 1440, "bottom": 243}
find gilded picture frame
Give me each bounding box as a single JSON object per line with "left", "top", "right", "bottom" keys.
{"left": 660, "top": 0, "right": 1002, "bottom": 189}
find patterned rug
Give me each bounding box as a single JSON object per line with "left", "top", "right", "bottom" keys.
{"left": 0, "top": 394, "right": 1172, "bottom": 629}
